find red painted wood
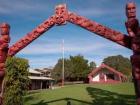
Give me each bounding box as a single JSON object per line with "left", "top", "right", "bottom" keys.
{"left": 0, "top": 23, "right": 10, "bottom": 105}
{"left": 8, "top": 15, "right": 56, "bottom": 57}
{"left": 125, "top": 2, "right": 140, "bottom": 105}
{"left": 68, "top": 12, "right": 131, "bottom": 49}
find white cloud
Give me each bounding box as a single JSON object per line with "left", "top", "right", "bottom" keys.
{"left": 17, "top": 39, "right": 127, "bottom": 56}
{"left": 0, "top": 0, "right": 50, "bottom": 14}
{"left": 28, "top": 58, "right": 57, "bottom": 69}
{"left": 75, "top": 7, "right": 121, "bottom": 18}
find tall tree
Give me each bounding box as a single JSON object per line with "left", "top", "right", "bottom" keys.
{"left": 103, "top": 55, "right": 132, "bottom": 76}
{"left": 69, "top": 55, "right": 89, "bottom": 81}
{"left": 4, "top": 57, "right": 30, "bottom": 105}
{"left": 52, "top": 55, "right": 91, "bottom": 82}
{"left": 52, "top": 58, "right": 72, "bottom": 81}
{"left": 89, "top": 61, "right": 96, "bottom": 70}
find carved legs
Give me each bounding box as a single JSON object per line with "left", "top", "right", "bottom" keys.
{"left": 0, "top": 78, "right": 5, "bottom": 105}
{"left": 130, "top": 34, "right": 140, "bottom": 105}
{"left": 131, "top": 55, "right": 140, "bottom": 105}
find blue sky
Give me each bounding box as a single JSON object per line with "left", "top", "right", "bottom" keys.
{"left": 0, "top": 0, "right": 140, "bottom": 69}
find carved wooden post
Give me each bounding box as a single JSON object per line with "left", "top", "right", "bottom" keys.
{"left": 125, "top": 2, "right": 140, "bottom": 105}
{"left": 0, "top": 23, "right": 10, "bottom": 105}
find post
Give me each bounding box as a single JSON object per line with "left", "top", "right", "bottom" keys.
{"left": 125, "top": 2, "right": 140, "bottom": 105}
{"left": 62, "top": 39, "right": 65, "bottom": 86}
{"left": 119, "top": 75, "right": 122, "bottom": 82}
{"left": 0, "top": 23, "right": 10, "bottom": 105}
{"left": 41, "top": 81, "right": 42, "bottom": 90}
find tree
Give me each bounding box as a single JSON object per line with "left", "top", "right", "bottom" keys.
{"left": 52, "top": 55, "right": 91, "bottom": 82}
{"left": 52, "top": 58, "right": 72, "bottom": 82}
{"left": 89, "top": 61, "right": 96, "bottom": 70}
{"left": 4, "top": 57, "right": 30, "bottom": 105}
{"left": 103, "top": 55, "right": 132, "bottom": 76}
{"left": 70, "top": 55, "right": 89, "bottom": 81}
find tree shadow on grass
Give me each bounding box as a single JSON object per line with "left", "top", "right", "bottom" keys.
{"left": 24, "top": 95, "right": 35, "bottom": 103}
{"left": 25, "top": 87, "right": 136, "bottom": 105}
{"left": 86, "top": 87, "right": 136, "bottom": 105}
{"left": 31, "top": 97, "right": 93, "bottom": 105}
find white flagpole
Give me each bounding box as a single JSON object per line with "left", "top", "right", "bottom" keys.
{"left": 62, "top": 39, "right": 65, "bottom": 86}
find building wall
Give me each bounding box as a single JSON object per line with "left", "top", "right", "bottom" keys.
{"left": 30, "top": 80, "right": 51, "bottom": 90}
{"left": 30, "top": 80, "right": 41, "bottom": 90}
{"left": 114, "top": 75, "right": 120, "bottom": 81}
{"left": 92, "top": 73, "right": 100, "bottom": 81}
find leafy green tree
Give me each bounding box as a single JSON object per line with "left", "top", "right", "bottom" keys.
{"left": 69, "top": 55, "right": 89, "bottom": 81}
{"left": 89, "top": 61, "right": 96, "bottom": 70}
{"left": 52, "top": 55, "right": 90, "bottom": 82}
{"left": 103, "top": 55, "right": 132, "bottom": 76}
{"left": 52, "top": 58, "right": 72, "bottom": 81}
{"left": 63, "top": 59, "right": 73, "bottom": 81}
{"left": 52, "top": 59, "right": 62, "bottom": 81}
{"left": 4, "top": 57, "right": 30, "bottom": 105}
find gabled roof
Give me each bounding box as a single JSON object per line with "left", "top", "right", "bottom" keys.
{"left": 35, "top": 68, "right": 51, "bottom": 73}
{"left": 28, "top": 68, "right": 43, "bottom": 74}
{"left": 88, "top": 63, "right": 127, "bottom": 78}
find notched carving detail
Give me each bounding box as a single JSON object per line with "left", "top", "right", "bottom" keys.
{"left": 55, "top": 4, "right": 68, "bottom": 25}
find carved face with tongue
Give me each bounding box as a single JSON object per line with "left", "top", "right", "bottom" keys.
{"left": 126, "top": 2, "right": 136, "bottom": 19}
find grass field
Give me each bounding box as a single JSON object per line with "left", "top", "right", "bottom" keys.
{"left": 24, "top": 83, "right": 136, "bottom": 105}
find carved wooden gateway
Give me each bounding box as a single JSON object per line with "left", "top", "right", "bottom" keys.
{"left": 0, "top": 1, "right": 140, "bottom": 105}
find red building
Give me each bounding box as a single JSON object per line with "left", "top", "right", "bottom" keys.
{"left": 88, "top": 63, "right": 127, "bottom": 84}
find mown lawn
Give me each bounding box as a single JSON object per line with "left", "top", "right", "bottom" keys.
{"left": 24, "top": 83, "right": 136, "bottom": 105}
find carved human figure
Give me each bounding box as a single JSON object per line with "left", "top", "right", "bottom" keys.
{"left": 125, "top": 2, "right": 140, "bottom": 51}
{"left": 0, "top": 23, "right": 10, "bottom": 104}
{"left": 0, "top": 23, "right": 10, "bottom": 77}
{"left": 126, "top": 2, "right": 140, "bottom": 105}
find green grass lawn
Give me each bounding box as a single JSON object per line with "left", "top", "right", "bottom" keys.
{"left": 24, "top": 83, "right": 136, "bottom": 105}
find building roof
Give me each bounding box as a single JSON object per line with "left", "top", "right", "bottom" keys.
{"left": 28, "top": 68, "right": 43, "bottom": 74}
{"left": 35, "top": 69, "right": 51, "bottom": 73}
{"left": 28, "top": 76, "right": 54, "bottom": 80}
{"left": 88, "top": 63, "right": 127, "bottom": 78}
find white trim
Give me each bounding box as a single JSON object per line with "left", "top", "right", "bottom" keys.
{"left": 28, "top": 76, "right": 54, "bottom": 80}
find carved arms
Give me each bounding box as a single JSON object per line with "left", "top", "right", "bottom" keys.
{"left": 8, "top": 16, "right": 56, "bottom": 56}
{"left": 8, "top": 4, "right": 69, "bottom": 57}
{"left": 68, "top": 12, "right": 131, "bottom": 49}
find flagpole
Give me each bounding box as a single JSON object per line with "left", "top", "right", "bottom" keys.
{"left": 62, "top": 39, "right": 64, "bottom": 86}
